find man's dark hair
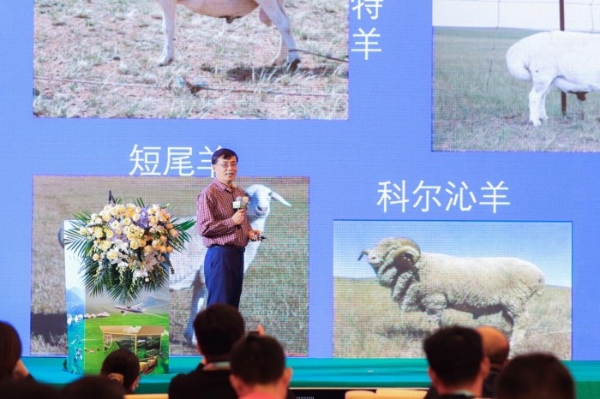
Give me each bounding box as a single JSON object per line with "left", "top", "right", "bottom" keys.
{"left": 230, "top": 334, "right": 285, "bottom": 385}
{"left": 193, "top": 303, "right": 246, "bottom": 361}
{"left": 100, "top": 348, "right": 140, "bottom": 393}
{"left": 0, "top": 321, "right": 23, "bottom": 381}
{"left": 0, "top": 379, "right": 63, "bottom": 399}
{"left": 211, "top": 148, "right": 238, "bottom": 164}
{"left": 496, "top": 353, "right": 575, "bottom": 399}
{"left": 423, "top": 326, "right": 484, "bottom": 386}
{"left": 63, "top": 375, "right": 127, "bottom": 399}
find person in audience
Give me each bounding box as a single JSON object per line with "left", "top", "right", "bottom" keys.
{"left": 477, "top": 326, "right": 510, "bottom": 396}
{"left": 424, "top": 325, "right": 510, "bottom": 399}
{"left": 168, "top": 303, "right": 250, "bottom": 399}
{"left": 63, "top": 375, "right": 127, "bottom": 399}
{"left": 229, "top": 334, "right": 293, "bottom": 399}
{"left": 0, "top": 321, "right": 32, "bottom": 381}
{"left": 0, "top": 378, "right": 63, "bottom": 399}
{"left": 169, "top": 303, "right": 294, "bottom": 399}
{"left": 100, "top": 348, "right": 141, "bottom": 394}
{"left": 496, "top": 352, "right": 575, "bottom": 399}
{"left": 423, "top": 326, "right": 490, "bottom": 399}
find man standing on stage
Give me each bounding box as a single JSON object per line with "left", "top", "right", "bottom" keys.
{"left": 197, "top": 148, "right": 262, "bottom": 308}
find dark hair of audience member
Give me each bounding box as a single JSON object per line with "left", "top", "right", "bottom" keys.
{"left": 63, "top": 375, "right": 127, "bottom": 399}
{"left": 230, "top": 334, "right": 286, "bottom": 385}
{"left": 0, "top": 321, "right": 23, "bottom": 381}
{"left": 423, "top": 325, "right": 484, "bottom": 386}
{"left": 193, "top": 303, "right": 246, "bottom": 362}
{"left": 496, "top": 352, "right": 575, "bottom": 399}
{"left": 100, "top": 348, "right": 140, "bottom": 393}
{"left": 0, "top": 379, "right": 63, "bottom": 399}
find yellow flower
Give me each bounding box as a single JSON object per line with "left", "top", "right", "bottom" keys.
{"left": 99, "top": 240, "right": 112, "bottom": 251}
{"left": 107, "top": 249, "right": 119, "bottom": 260}
{"left": 93, "top": 227, "right": 104, "bottom": 239}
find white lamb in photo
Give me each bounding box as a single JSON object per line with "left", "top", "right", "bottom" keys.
{"left": 506, "top": 30, "right": 600, "bottom": 126}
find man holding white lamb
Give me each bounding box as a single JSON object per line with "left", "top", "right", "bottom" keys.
{"left": 196, "top": 148, "right": 263, "bottom": 309}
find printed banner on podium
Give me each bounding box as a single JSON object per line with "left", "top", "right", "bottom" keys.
{"left": 64, "top": 220, "right": 170, "bottom": 375}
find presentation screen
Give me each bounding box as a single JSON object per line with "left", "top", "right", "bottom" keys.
{"left": 2, "top": 0, "right": 599, "bottom": 360}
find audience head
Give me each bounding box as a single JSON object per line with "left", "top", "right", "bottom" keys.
{"left": 100, "top": 348, "right": 141, "bottom": 393}
{"left": 63, "top": 375, "right": 127, "bottom": 399}
{"left": 193, "top": 303, "right": 246, "bottom": 362}
{"left": 0, "top": 379, "right": 63, "bottom": 399}
{"left": 229, "top": 334, "right": 292, "bottom": 399}
{"left": 497, "top": 352, "right": 575, "bottom": 399}
{"left": 423, "top": 325, "right": 489, "bottom": 395}
{"left": 0, "top": 321, "right": 23, "bottom": 381}
{"left": 476, "top": 325, "right": 510, "bottom": 369}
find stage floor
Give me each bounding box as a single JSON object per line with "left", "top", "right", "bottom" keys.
{"left": 23, "top": 357, "right": 600, "bottom": 399}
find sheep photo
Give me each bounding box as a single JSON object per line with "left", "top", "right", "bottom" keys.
{"left": 33, "top": 0, "right": 348, "bottom": 119}
{"left": 31, "top": 175, "right": 308, "bottom": 356}
{"left": 432, "top": 0, "right": 600, "bottom": 151}
{"left": 333, "top": 220, "right": 572, "bottom": 359}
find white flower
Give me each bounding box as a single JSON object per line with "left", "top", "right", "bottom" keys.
{"left": 133, "top": 269, "right": 148, "bottom": 279}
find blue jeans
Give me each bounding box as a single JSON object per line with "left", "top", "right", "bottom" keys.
{"left": 204, "top": 245, "right": 245, "bottom": 309}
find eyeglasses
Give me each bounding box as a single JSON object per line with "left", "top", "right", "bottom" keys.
{"left": 216, "top": 162, "right": 238, "bottom": 169}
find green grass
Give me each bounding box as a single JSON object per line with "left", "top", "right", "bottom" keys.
{"left": 433, "top": 27, "right": 600, "bottom": 152}
{"left": 76, "top": 314, "right": 170, "bottom": 374}
{"left": 334, "top": 278, "right": 571, "bottom": 359}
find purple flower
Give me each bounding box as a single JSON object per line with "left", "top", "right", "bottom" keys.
{"left": 138, "top": 208, "right": 149, "bottom": 229}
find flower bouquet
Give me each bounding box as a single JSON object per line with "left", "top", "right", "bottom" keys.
{"left": 64, "top": 196, "right": 195, "bottom": 303}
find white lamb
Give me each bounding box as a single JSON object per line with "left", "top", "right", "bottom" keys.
{"left": 506, "top": 30, "right": 600, "bottom": 126}
{"left": 169, "top": 183, "right": 291, "bottom": 344}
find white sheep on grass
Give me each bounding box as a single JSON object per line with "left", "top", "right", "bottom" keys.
{"left": 169, "top": 184, "right": 291, "bottom": 344}
{"left": 506, "top": 30, "right": 600, "bottom": 126}
{"left": 359, "top": 237, "right": 545, "bottom": 347}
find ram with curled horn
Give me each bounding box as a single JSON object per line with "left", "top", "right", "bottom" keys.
{"left": 358, "top": 238, "right": 422, "bottom": 302}
{"left": 359, "top": 237, "right": 545, "bottom": 347}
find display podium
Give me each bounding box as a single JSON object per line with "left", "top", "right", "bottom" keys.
{"left": 64, "top": 220, "right": 170, "bottom": 375}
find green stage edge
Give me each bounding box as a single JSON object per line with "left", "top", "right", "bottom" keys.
{"left": 23, "top": 357, "right": 600, "bottom": 398}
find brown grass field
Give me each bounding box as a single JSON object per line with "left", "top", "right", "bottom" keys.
{"left": 33, "top": 0, "right": 348, "bottom": 119}
{"left": 31, "top": 176, "right": 308, "bottom": 356}
{"left": 334, "top": 278, "right": 571, "bottom": 359}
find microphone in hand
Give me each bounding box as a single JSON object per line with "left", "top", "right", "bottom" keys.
{"left": 233, "top": 196, "right": 249, "bottom": 210}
